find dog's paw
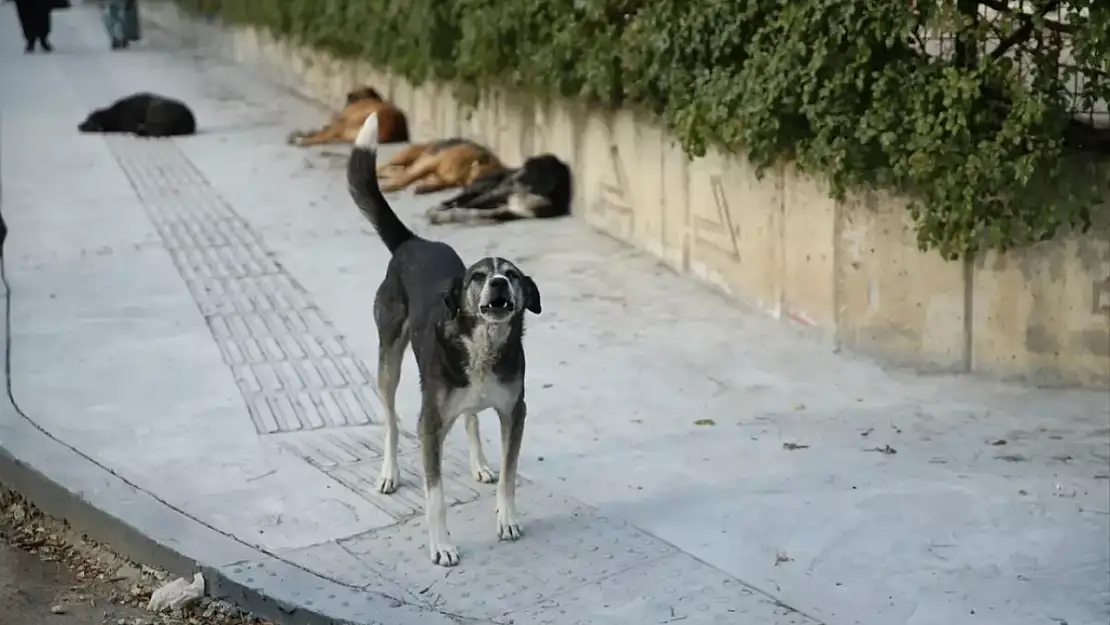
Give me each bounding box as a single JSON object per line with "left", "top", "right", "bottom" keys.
{"left": 496, "top": 511, "right": 523, "bottom": 541}
{"left": 429, "top": 541, "right": 460, "bottom": 567}
{"left": 472, "top": 465, "right": 498, "bottom": 484}
{"left": 376, "top": 465, "right": 400, "bottom": 494}
{"left": 426, "top": 206, "right": 448, "bottom": 225}
{"left": 285, "top": 130, "right": 303, "bottom": 145}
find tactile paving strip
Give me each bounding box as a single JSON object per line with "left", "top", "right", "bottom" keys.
{"left": 106, "top": 137, "right": 382, "bottom": 433}
{"left": 327, "top": 433, "right": 485, "bottom": 520}
{"left": 276, "top": 428, "right": 488, "bottom": 520}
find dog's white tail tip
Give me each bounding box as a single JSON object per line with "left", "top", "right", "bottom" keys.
{"left": 354, "top": 113, "right": 379, "bottom": 150}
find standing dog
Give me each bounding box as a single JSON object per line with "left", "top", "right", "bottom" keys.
{"left": 375, "top": 138, "right": 506, "bottom": 194}
{"left": 425, "top": 154, "right": 573, "bottom": 226}
{"left": 347, "top": 114, "right": 542, "bottom": 566}
{"left": 287, "top": 86, "right": 409, "bottom": 147}
{"left": 78, "top": 93, "right": 196, "bottom": 137}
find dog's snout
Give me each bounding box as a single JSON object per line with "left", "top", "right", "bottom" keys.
{"left": 489, "top": 276, "right": 509, "bottom": 290}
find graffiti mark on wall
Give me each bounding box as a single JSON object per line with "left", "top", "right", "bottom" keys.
{"left": 1094, "top": 275, "right": 1110, "bottom": 315}
{"left": 590, "top": 144, "right": 635, "bottom": 229}
{"left": 691, "top": 174, "right": 740, "bottom": 259}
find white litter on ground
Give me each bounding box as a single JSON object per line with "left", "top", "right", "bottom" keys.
{"left": 147, "top": 572, "right": 206, "bottom": 612}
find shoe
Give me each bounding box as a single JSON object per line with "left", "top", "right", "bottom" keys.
{"left": 39, "top": 38, "right": 52, "bottom": 52}
{"left": 24, "top": 40, "right": 34, "bottom": 53}
{"left": 110, "top": 39, "right": 122, "bottom": 50}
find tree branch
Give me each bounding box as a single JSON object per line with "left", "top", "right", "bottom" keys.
{"left": 989, "top": 0, "right": 1063, "bottom": 61}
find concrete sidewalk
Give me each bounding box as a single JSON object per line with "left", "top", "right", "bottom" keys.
{"left": 1, "top": 5, "right": 1107, "bottom": 625}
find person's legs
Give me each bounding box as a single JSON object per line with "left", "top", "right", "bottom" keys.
{"left": 13, "top": 1, "right": 36, "bottom": 52}
{"left": 101, "top": 0, "right": 127, "bottom": 49}
{"left": 123, "top": 0, "right": 140, "bottom": 42}
{"left": 35, "top": 3, "right": 53, "bottom": 52}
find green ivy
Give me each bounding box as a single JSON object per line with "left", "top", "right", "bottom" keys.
{"left": 176, "top": 0, "right": 1109, "bottom": 259}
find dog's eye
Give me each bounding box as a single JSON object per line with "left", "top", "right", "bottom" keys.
{"left": 503, "top": 269, "right": 519, "bottom": 280}
{"left": 471, "top": 272, "right": 487, "bottom": 282}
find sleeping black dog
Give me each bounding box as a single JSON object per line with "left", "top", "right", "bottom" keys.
{"left": 425, "top": 154, "right": 572, "bottom": 226}
{"left": 78, "top": 92, "right": 197, "bottom": 138}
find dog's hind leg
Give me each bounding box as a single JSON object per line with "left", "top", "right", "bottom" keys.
{"left": 412, "top": 174, "right": 455, "bottom": 195}
{"left": 494, "top": 400, "right": 527, "bottom": 541}
{"left": 427, "top": 196, "right": 548, "bottom": 225}
{"left": 420, "top": 404, "right": 461, "bottom": 566}
{"left": 380, "top": 159, "right": 438, "bottom": 193}
{"left": 374, "top": 294, "right": 409, "bottom": 494}
{"left": 464, "top": 414, "right": 497, "bottom": 484}
{"left": 377, "top": 144, "right": 425, "bottom": 177}
{"left": 427, "top": 187, "right": 535, "bottom": 226}
{"left": 375, "top": 332, "right": 407, "bottom": 494}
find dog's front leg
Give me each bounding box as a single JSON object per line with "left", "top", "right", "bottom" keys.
{"left": 495, "top": 399, "right": 527, "bottom": 541}
{"left": 420, "top": 408, "right": 460, "bottom": 566}
{"left": 427, "top": 206, "right": 502, "bottom": 226}
{"left": 440, "top": 174, "right": 504, "bottom": 209}
{"left": 288, "top": 122, "right": 343, "bottom": 147}
{"left": 464, "top": 413, "right": 497, "bottom": 484}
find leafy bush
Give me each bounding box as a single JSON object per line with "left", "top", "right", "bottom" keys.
{"left": 177, "top": 0, "right": 1110, "bottom": 259}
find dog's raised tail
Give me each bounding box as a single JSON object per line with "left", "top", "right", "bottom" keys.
{"left": 347, "top": 113, "right": 414, "bottom": 254}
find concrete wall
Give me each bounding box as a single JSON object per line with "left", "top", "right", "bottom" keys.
{"left": 147, "top": 2, "right": 1110, "bottom": 389}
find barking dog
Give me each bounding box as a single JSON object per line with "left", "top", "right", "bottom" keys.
{"left": 78, "top": 93, "right": 196, "bottom": 137}
{"left": 375, "top": 138, "right": 507, "bottom": 194}
{"left": 287, "top": 86, "right": 409, "bottom": 147}
{"left": 425, "top": 154, "right": 573, "bottom": 226}
{"left": 347, "top": 114, "right": 542, "bottom": 566}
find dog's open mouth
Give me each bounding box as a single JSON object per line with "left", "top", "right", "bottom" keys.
{"left": 480, "top": 297, "right": 512, "bottom": 314}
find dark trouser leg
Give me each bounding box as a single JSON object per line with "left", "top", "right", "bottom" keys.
{"left": 14, "top": 2, "right": 36, "bottom": 49}
{"left": 35, "top": 6, "right": 52, "bottom": 50}
{"left": 103, "top": 0, "right": 126, "bottom": 48}
{"left": 123, "top": 0, "right": 140, "bottom": 42}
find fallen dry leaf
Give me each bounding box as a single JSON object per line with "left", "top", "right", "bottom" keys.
{"left": 865, "top": 444, "right": 897, "bottom": 455}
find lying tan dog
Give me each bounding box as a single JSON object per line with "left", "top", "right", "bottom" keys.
{"left": 376, "top": 138, "right": 507, "bottom": 194}
{"left": 287, "top": 86, "right": 409, "bottom": 147}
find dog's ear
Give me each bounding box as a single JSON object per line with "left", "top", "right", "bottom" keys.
{"left": 443, "top": 277, "right": 464, "bottom": 318}
{"left": 522, "top": 276, "right": 542, "bottom": 315}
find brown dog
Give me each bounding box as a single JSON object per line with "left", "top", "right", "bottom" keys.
{"left": 376, "top": 138, "right": 507, "bottom": 194}
{"left": 287, "top": 86, "right": 409, "bottom": 147}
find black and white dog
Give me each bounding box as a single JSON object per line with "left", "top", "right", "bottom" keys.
{"left": 78, "top": 92, "right": 196, "bottom": 138}
{"left": 425, "top": 153, "right": 572, "bottom": 226}
{"left": 347, "top": 114, "right": 542, "bottom": 566}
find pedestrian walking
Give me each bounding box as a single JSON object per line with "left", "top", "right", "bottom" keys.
{"left": 13, "top": 0, "right": 57, "bottom": 53}
{"left": 101, "top": 0, "right": 140, "bottom": 50}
